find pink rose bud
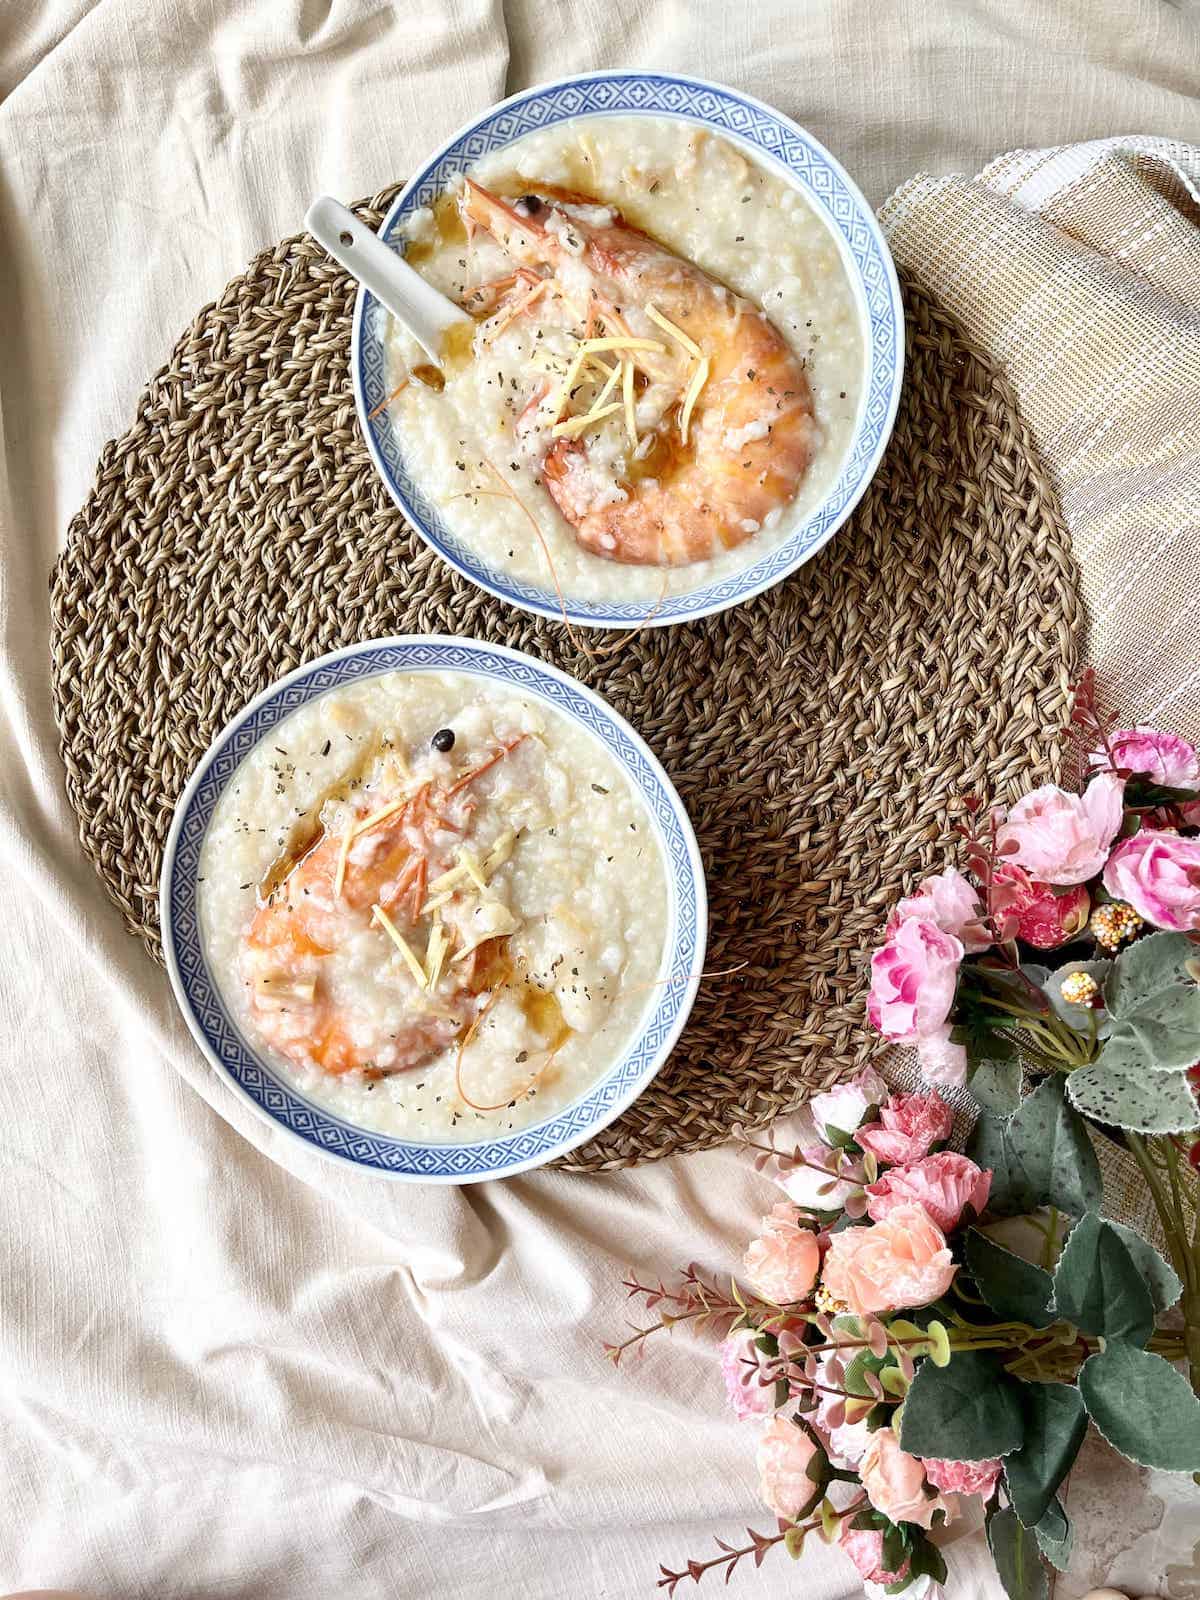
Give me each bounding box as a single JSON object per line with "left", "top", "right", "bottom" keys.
{"left": 921, "top": 1455, "right": 1003, "bottom": 1498}
{"left": 743, "top": 1203, "right": 821, "bottom": 1304}
{"left": 993, "top": 862, "right": 1090, "bottom": 949}
{"left": 889, "top": 866, "right": 992, "bottom": 954}
{"left": 867, "top": 918, "right": 963, "bottom": 1046}
{"left": 1089, "top": 727, "right": 1200, "bottom": 788}
{"left": 865, "top": 1151, "right": 992, "bottom": 1234}
{"left": 1103, "top": 830, "right": 1200, "bottom": 932}
{"left": 856, "top": 1091, "right": 955, "bottom": 1165}
{"left": 719, "top": 1327, "right": 777, "bottom": 1420}
{"left": 820, "top": 1202, "right": 956, "bottom": 1315}
{"left": 859, "top": 1427, "right": 959, "bottom": 1530}
{"left": 756, "top": 1415, "right": 823, "bottom": 1519}
{"left": 995, "top": 774, "right": 1125, "bottom": 886}
{"left": 838, "top": 1524, "right": 911, "bottom": 1584}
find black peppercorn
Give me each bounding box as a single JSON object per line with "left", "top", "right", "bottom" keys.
{"left": 518, "top": 194, "right": 542, "bottom": 214}
{"left": 431, "top": 728, "right": 455, "bottom": 752}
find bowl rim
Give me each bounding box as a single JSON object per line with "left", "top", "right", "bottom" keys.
{"left": 159, "top": 633, "right": 707, "bottom": 1183}
{"left": 350, "top": 68, "right": 904, "bottom": 629}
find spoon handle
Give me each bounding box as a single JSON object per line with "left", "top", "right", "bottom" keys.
{"left": 305, "top": 195, "right": 470, "bottom": 366}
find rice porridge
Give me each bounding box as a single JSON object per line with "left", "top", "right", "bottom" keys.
{"left": 198, "top": 671, "right": 668, "bottom": 1140}
{"left": 384, "top": 115, "right": 864, "bottom": 604}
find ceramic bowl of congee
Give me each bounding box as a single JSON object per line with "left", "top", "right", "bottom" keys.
{"left": 350, "top": 71, "right": 903, "bottom": 629}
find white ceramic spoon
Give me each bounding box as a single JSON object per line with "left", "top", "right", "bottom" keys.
{"left": 305, "top": 194, "right": 471, "bottom": 365}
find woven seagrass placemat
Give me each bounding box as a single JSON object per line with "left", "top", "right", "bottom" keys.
{"left": 49, "top": 184, "right": 1081, "bottom": 1171}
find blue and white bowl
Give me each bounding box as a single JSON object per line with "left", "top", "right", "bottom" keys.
{"left": 160, "top": 636, "right": 706, "bottom": 1182}
{"left": 352, "top": 70, "right": 904, "bottom": 629}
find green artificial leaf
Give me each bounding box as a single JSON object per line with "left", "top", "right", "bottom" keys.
{"left": 1079, "top": 1343, "right": 1200, "bottom": 1471}
{"left": 1067, "top": 1056, "right": 1200, "bottom": 1134}
{"left": 1005, "top": 1074, "right": 1103, "bottom": 1218}
{"left": 987, "top": 1505, "right": 1049, "bottom": 1600}
{"left": 1003, "top": 1383, "right": 1088, "bottom": 1527}
{"left": 966, "top": 1111, "right": 1031, "bottom": 1217}
{"left": 1033, "top": 1496, "right": 1073, "bottom": 1571}
{"left": 822, "top": 1121, "right": 858, "bottom": 1148}
{"left": 880, "top": 1522, "right": 908, "bottom": 1574}
{"left": 1106, "top": 930, "right": 1197, "bottom": 1015}
{"left": 969, "top": 1056, "right": 1023, "bottom": 1116}
{"left": 1104, "top": 1220, "right": 1183, "bottom": 1312}
{"left": 1102, "top": 986, "right": 1200, "bottom": 1072}
{"left": 1123, "top": 778, "right": 1200, "bottom": 808}
{"left": 904, "top": 1532, "right": 948, "bottom": 1585}
{"left": 1050, "top": 1212, "right": 1155, "bottom": 1345}
{"left": 965, "top": 1229, "right": 1055, "bottom": 1327}
{"left": 842, "top": 1345, "right": 888, "bottom": 1397}
{"left": 898, "top": 1350, "right": 1025, "bottom": 1461}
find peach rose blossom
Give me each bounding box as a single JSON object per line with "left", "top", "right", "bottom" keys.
{"left": 719, "top": 1328, "right": 776, "bottom": 1420}
{"left": 890, "top": 866, "right": 991, "bottom": 954}
{"left": 1089, "top": 727, "right": 1200, "bottom": 787}
{"left": 921, "top": 1455, "right": 1002, "bottom": 1498}
{"left": 821, "top": 1203, "right": 956, "bottom": 1315}
{"left": 839, "top": 1524, "right": 910, "bottom": 1584}
{"left": 743, "top": 1203, "right": 820, "bottom": 1304}
{"left": 756, "top": 1415, "right": 822, "bottom": 1519}
{"left": 809, "top": 1066, "right": 887, "bottom": 1145}
{"left": 856, "top": 1092, "right": 954, "bottom": 1165}
{"left": 1103, "top": 830, "right": 1200, "bottom": 932}
{"left": 867, "top": 918, "right": 963, "bottom": 1046}
{"left": 995, "top": 773, "right": 1125, "bottom": 886}
{"left": 865, "top": 1152, "right": 992, "bottom": 1234}
{"left": 860, "top": 1427, "right": 958, "bottom": 1530}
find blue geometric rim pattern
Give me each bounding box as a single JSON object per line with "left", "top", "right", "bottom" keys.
{"left": 162, "top": 639, "right": 704, "bottom": 1181}
{"left": 352, "top": 71, "right": 904, "bottom": 628}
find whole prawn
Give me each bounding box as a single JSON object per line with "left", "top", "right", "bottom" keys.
{"left": 240, "top": 741, "right": 522, "bottom": 1077}
{"left": 459, "top": 180, "right": 818, "bottom": 567}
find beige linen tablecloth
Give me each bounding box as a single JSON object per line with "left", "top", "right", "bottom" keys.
{"left": 2, "top": 4, "right": 1199, "bottom": 1597}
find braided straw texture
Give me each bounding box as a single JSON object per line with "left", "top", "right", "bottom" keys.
{"left": 49, "top": 185, "right": 1081, "bottom": 1170}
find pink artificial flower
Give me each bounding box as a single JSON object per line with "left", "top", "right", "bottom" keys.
{"left": 993, "top": 862, "right": 1091, "bottom": 949}
{"left": 719, "top": 1328, "right": 776, "bottom": 1420}
{"left": 867, "top": 918, "right": 963, "bottom": 1046}
{"left": 839, "top": 1525, "right": 910, "bottom": 1585}
{"left": 1089, "top": 727, "right": 1200, "bottom": 788}
{"left": 756, "top": 1415, "right": 821, "bottom": 1519}
{"left": 860, "top": 1427, "right": 958, "bottom": 1530}
{"left": 743, "top": 1203, "right": 821, "bottom": 1304}
{"left": 915, "top": 1027, "right": 968, "bottom": 1088}
{"left": 921, "top": 1455, "right": 1003, "bottom": 1498}
{"left": 994, "top": 773, "right": 1125, "bottom": 886}
{"left": 856, "top": 1091, "right": 955, "bottom": 1165}
{"left": 809, "top": 1066, "right": 887, "bottom": 1145}
{"left": 779, "top": 1146, "right": 859, "bottom": 1212}
{"left": 1103, "top": 831, "right": 1200, "bottom": 932}
{"left": 891, "top": 867, "right": 991, "bottom": 954}
{"left": 865, "top": 1152, "right": 992, "bottom": 1234}
{"left": 821, "top": 1202, "right": 956, "bottom": 1315}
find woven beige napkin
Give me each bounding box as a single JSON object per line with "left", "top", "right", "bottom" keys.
{"left": 880, "top": 140, "right": 1200, "bottom": 1600}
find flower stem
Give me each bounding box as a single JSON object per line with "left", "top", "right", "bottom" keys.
{"left": 1127, "top": 1133, "right": 1200, "bottom": 1398}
